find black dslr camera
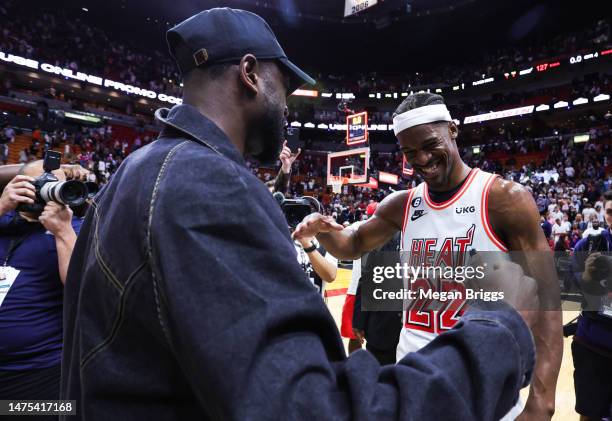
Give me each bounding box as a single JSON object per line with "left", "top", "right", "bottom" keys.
{"left": 17, "top": 151, "right": 96, "bottom": 213}
{"left": 273, "top": 192, "right": 321, "bottom": 230}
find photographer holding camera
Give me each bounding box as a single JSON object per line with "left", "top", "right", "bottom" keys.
{"left": 571, "top": 190, "right": 612, "bottom": 421}
{"left": 268, "top": 143, "right": 336, "bottom": 294}
{"left": 277, "top": 192, "right": 338, "bottom": 295}
{"left": 0, "top": 157, "right": 87, "bottom": 409}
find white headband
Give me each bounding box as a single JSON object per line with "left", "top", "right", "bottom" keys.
{"left": 392, "top": 103, "right": 452, "bottom": 136}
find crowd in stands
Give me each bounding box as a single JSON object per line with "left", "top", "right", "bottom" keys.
{"left": 1, "top": 0, "right": 608, "bottom": 108}
{"left": 2, "top": 105, "right": 609, "bottom": 252}
{"left": 0, "top": 0, "right": 182, "bottom": 97}
{"left": 8, "top": 123, "right": 153, "bottom": 184}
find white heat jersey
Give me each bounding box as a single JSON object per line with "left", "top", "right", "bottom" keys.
{"left": 398, "top": 168, "right": 521, "bottom": 420}
{"left": 397, "top": 168, "right": 510, "bottom": 358}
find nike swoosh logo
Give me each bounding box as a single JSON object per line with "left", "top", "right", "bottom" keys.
{"left": 411, "top": 211, "right": 428, "bottom": 221}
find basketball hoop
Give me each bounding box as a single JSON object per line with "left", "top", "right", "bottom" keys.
{"left": 330, "top": 176, "right": 348, "bottom": 194}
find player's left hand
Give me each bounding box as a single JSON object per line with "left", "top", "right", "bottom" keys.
{"left": 60, "top": 164, "right": 90, "bottom": 181}
{"left": 280, "top": 140, "right": 300, "bottom": 174}
{"left": 39, "top": 202, "right": 74, "bottom": 237}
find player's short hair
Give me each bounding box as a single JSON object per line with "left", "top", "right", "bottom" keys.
{"left": 604, "top": 190, "right": 612, "bottom": 205}
{"left": 392, "top": 92, "right": 446, "bottom": 118}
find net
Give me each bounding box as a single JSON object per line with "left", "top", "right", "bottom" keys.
{"left": 330, "top": 176, "right": 348, "bottom": 194}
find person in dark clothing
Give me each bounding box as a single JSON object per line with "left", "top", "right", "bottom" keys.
{"left": 571, "top": 190, "right": 612, "bottom": 421}
{"left": 541, "top": 211, "right": 552, "bottom": 240}
{"left": 61, "top": 8, "right": 537, "bottom": 421}
{"left": 0, "top": 163, "right": 83, "bottom": 421}
{"left": 352, "top": 232, "right": 403, "bottom": 365}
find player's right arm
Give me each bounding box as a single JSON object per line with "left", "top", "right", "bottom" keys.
{"left": 292, "top": 190, "right": 407, "bottom": 260}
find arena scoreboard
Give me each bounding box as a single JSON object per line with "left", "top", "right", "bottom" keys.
{"left": 346, "top": 111, "right": 368, "bottom": 146}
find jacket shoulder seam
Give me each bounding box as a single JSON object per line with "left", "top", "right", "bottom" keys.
{"left": 145, "top": 140, "right": 191, "bottom": 346}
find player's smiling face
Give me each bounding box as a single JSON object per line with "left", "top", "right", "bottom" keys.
{"left": 398, "top": 121, "right": 459, "bottom": 190}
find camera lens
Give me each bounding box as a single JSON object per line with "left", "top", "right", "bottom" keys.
{"left": 40, "top": 180, "right": 87, "bottom": 206}
{"left": 85, "top": 181, "right": 99, "bottom": 199}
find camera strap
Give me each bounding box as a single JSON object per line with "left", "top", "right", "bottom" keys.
{"left": 0, "top": 215, "right": 33, "bottom": 279}
{"left": 2, "top": 234, "right": 29, "bottom": 268}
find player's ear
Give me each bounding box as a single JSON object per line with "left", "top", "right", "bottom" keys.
{"left": 448, "top": 121, "right": 458, "bottom": 141}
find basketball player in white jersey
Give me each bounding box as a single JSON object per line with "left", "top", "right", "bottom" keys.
{"left": 293, "top": 93, "right": 562, "bottom": 421}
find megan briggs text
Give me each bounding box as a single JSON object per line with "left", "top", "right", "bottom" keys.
{"left": 372, "top": 288, "right": 505, "bottom": 302}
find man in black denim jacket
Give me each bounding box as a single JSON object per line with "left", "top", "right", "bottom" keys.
{"left": 61, "top": 8, "right": 536, "bottom": 421}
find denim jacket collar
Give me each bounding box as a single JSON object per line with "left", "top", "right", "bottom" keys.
{"left": 155, "top": 104, "right": 245, "bottom": 166}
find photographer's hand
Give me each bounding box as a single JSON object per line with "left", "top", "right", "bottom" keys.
{"left": 60, "top": 164, "right": 90, "bottom": 181}
{"left": 39, "top": 202, "right": 76, "bottom": 284}
{"left": 39, "top": 202, "right": 73, "bottom": 236}
{"left": 0, "top": 175, "right": 36, "bottom": 215}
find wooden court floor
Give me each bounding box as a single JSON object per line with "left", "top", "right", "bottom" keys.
{"left": 326, "top": 268, "right": 580, "bottom": 420}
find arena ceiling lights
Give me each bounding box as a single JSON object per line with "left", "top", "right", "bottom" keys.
{"left": 553, "top": 101, "right": 569, "bottom": 109}
{"left": 572, "top": 97, "right": 588, "bottom": 106}
{"left": 594, "top": 93, "right": 610, "bottom": 102}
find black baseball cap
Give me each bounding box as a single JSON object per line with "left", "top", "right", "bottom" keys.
{"left": 167, "top": 8, "right": 315, "bottom": 92}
